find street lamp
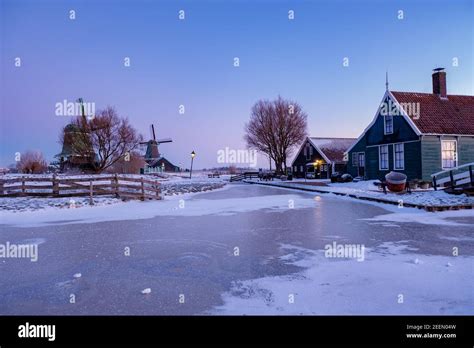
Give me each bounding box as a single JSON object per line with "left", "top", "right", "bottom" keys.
{"left": 190, "top": 151, "right": 196, "bottom": 179}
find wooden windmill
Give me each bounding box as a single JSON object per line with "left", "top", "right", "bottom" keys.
{"left": 141, "top": 124, "right": 172, "bottom": 163}
{"left": 56, "top": 98, "right": 96, "bottom": 172}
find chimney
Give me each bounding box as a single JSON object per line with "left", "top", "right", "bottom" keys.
{"left": 432, "top": 68, "right": 447, "bottom": 98}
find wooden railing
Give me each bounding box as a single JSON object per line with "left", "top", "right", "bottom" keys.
{"left": 230, "top": 172, "right": 260, "bottom": 182}
{"left": 431, "top": 162, "right": 474, "bottom": 191}
{"left": 0, "top": 174, "right": 161, "bottom": 201}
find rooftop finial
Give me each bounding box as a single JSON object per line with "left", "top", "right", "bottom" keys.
{"left": 385, "top": 70, "right": 389, "bottom": 91}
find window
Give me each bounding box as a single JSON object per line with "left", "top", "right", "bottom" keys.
{"left": 294, "top": 166, "right": 297, "bottom": 172}
{"left": 379, "top": 145, "right": 389, "bottom": 170}
{"left": 394, "top": 143, "right": 404, "bottom": 170}
{"left": 306, "top": 144, "right": 311, "bottom": 160}
{"left": 384, "top": 115, "right": 393, "bottom": 134}
{"left": 300, "top": 165, "right": 303, "bottom": 172}
{"left": 358, "top": 153, "right": 365, "bottom": 168}
{"left": 352, "top": 152, "right": 358, "bottom": 166}
{"left": 441, "top": 140, "right": 457, "bottom": 169}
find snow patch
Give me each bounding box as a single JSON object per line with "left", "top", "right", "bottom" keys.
{"left": 212, "top": 242, "right": 473, "bottom": 315}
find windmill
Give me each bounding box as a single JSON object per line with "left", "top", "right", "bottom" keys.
{"left": 141, "top": 124, "right": 172, "bottom": 163}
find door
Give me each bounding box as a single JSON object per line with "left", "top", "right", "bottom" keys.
{"left": 358, "top": 152, "right": 365, "bottom": 177}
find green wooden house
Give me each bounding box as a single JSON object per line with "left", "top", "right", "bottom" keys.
{"left": 345, "top": 69, "right": 474, "bottom": 181}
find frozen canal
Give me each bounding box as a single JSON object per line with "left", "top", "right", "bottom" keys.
{"left": 0, "top": 183, "right": 473, "bottom": 315}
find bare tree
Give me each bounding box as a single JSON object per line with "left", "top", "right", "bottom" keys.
{"left": 244, "top": 96, "right": 307, "bottom": 173}
{"left": 62, "top": 107, "right": 143, "bottom": 173}
{"left": 16, "top": 150, "right": 48, "bottom": 174}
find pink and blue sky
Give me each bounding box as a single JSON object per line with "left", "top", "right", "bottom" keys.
{"left": 1, "top": 0, "right": 472, "bottom": 169}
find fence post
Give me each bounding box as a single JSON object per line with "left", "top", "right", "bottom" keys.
{"left": 470, "top": 165, "right": 473, "bottom": 186}
{"left": 156, "top": 182, "right": 161, "bottom": 200}
{"left": 432, "top": 176, "right": 437, "bottom": 191}
{"left": 52, "top": 174, "right": 59, "bottom": 196}
{"left": 89, "top": 181, "right": 94, "bottom": 205}
{"left": 114, "top": 174, "right": 119, "bottom": 197}
{"left": 449, "top": 170, "right": 455, "bottom": 188}
{"left": 21, "top": 177, "right": 26, "bottom": 196}
{"left": 0, "top": 179, "right": 4, "bottom": 196}
{"left": 141, "top": 177, "right": 145, "bottom": 200}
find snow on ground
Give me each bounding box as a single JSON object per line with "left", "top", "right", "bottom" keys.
{"left": 212, "top": 242, "right": 473, "bottom": 315}
{"left": 245, "top": 179, "right": 474, "bottom": 207}
{"left": 0, "top": 190, "right": 317, "bottom": 228}
{"left": 0, "top": 175, "right": 226, "bottom": 212}
{"left": 0, "top": 196, "right": 121, "bottom": 212}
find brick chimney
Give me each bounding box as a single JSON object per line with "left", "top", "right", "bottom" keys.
{"left": 432, "top": 68, "right": 447, "bottom": 98}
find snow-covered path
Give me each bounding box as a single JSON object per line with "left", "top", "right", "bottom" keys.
{"left": 0, "top": 184, "right": 472, "bottom": 315}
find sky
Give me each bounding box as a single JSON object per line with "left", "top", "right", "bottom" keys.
{"left": 0, "top": 0, "right": 473, "bottom": 169}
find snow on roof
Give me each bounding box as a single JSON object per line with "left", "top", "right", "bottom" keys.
{"left": 308, "top": 137, "right": 356, "bottom": 162}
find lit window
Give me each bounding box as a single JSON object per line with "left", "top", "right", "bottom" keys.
{"left": 394, "top": 143, "right": 404, "bottom": 170}
{"left": 379, "top": 145, "right": 389, "bottom": 170}
{"left": 441, "top": 140, "right": 457, "bottom": 169}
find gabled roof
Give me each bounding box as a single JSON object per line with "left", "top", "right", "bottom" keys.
{"left": 345, "top": 89, "right": 474, "bottom": 155}
{"left": 292, "top": 137, "right": 356, "bottom": 165}
{"left": 309, "top": 137, "right": 356, "bottom": 162}
{"left": 391, "top": 92, "right": 474, "bottom": 135}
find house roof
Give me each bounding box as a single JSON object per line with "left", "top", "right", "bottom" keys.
{"left": 391, "top": 91, "right": 474, "bottom": 135}
{"left": 308, "top": 137, "right": 356, "bottom": 163}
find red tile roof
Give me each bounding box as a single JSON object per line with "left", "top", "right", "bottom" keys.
{"left": 391, "top": 91, "right": 474, "bottom": 135}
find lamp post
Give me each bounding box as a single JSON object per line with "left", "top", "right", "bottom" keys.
{"left": 190, "top": 151, "right": 196, "bottom": 179}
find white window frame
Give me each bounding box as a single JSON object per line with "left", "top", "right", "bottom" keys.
{"left": 393, "top": 143, "right": 405, "bottom": 170}
{"left": 441, "top": 140, "right": 458, "bottom": 169}
{"left": 379, "top": 145, "right": 389, "bottom": 170}
{"left": 384, "top": 115, "right": 393, "bottom": 135}
{"left": 358, "top": 152, "right": 365, "bottom": 168}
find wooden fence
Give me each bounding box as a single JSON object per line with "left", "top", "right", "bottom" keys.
{"left": 431, "top": 162, "right": 474, "bottom": 191}
{"left": 0, "top": 175, "right": 161, "bottom": 201}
